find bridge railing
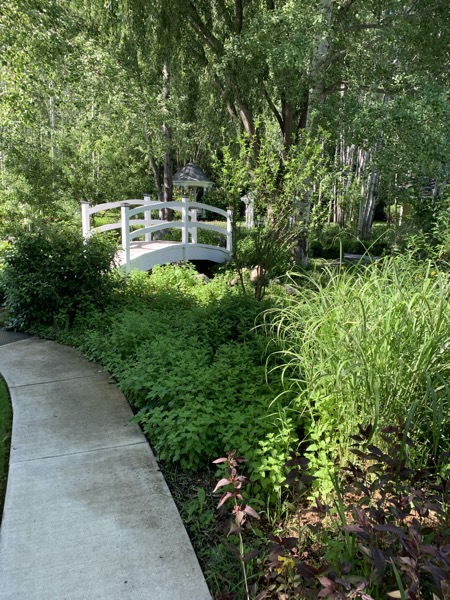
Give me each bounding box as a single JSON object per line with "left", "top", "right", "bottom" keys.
{"left": 81, "top": 196, "right": 232, "bottom": 271}
{"left": 81, "top": 195, "right": 158, "bottom": 241}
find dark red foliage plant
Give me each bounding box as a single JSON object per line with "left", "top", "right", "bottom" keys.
{"left": 255, "top": 420, "right": 449, "bottom": 599}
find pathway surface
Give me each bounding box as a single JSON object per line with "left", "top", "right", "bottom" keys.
{"left": 0, "top": 332, "right": 211, "bottom": 600}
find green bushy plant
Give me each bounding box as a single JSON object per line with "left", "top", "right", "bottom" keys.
{"left": 0, "top": 241, "right": 10, "bottom": 304}
{"left": 2, "top": 225, "right": 118, "bottom": 330}
{"left": 309, "top": 223, "right": 391, "bottom": 259}
{"left": 67, "top": 265, "right": 294, "bottom": 499}
{"left": 197, "top": 223, "right": 227, "bottom": 247}
{"left": 147, "top": 262, "right": 199, "bottom": 294}
{"left": 137, "top": 340, "right": 279, "bottom": 469}
{"left": 267, "top": 254, "right": 450, "bottom": 490}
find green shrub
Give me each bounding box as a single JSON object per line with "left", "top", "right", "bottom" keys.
{"left": 148, "top": 262, "right": 199, "bottom": 293}
{"left": 309, "top": 223, "right": 391, "bottom": 259}
{"left": 197, "top": 225, "right": 226, "bottom": 247}
{"left": 0, "top": 241, "right": 10, "bottom": 304}
{"left": 2, "top": 225, "right": 118, "bottom": 330}
{"left": 160, "top": 227, "right": 182, "bottom": 242}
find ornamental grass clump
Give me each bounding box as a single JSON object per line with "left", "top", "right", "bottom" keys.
{"left": 267, "top": 255, "right": 450, "bottom": 479}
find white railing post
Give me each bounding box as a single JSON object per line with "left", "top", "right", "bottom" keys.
{"left": 181, "top": 196, "right": 189, "bottom": 260}
{"left": 190, "top": 208, "right": 197, "bottom": 244}
{"left": 226, "top": 207, "right": 233, "bottom": 253}
{"left": 121, "top": 203, "right": 131, "bottom": 274}
{"left": 81, "top": 201, "right": 90, "bottom": 238}
{"left": 143, "top": 193, "right": 152, "bottom": 243}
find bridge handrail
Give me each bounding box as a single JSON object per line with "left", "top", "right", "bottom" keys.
{"left": 127, "top": 220, "right": 228, "bottom": 242}
{"left": 92, "top": 219, "right": 153, "bottom": 235}
{"left": 189, "top": 201, "right": 228, "bottom": 219}
{"left": 188, "top": 222, "right": 228, "bottom": 235}
{"left": 126, "top": 201, "right": 184, "bottom": 219}
{"left": 86, "top": 200, "right": 148, "bottom": 216}
{"left": 91, "top": 222, "right": 122, "bottom": 234}
{"left": 128, "top": 221, "right": 184, "bottom": 241}
{"left": 126, "top": 200, "right": 228, "bottom": 220}
{"left": 81, "top": 199, "right": 155, "bottom": 238}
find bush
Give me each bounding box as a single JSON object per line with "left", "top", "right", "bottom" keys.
{"left": 2, "top": 225, "right": 118, "bottom": 330}
{"left": 309, "top": 223, "right": 391, "bottom": 259}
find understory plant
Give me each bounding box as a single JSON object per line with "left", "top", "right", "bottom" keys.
{"left": 57, "top": 264, "right": 295, "bottom": 498}
{"left": 258, "top": 420, "right": 450, "bottom": 599}
{"left": 213, "top": 451, "right": 261, "bottom": 600}
{"left": 216, "top": 129, "right": 329, "bottom": 299}
{"left": 266, "top": 254, "right": 450, "bottom": 491}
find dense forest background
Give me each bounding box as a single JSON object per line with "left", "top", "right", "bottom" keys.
{"left": 1, "top": 0, "right": 449, "bottom": 244}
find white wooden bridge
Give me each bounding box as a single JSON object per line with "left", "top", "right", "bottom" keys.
{"left": 81, "top": 196, "right": 232, "bottom": 273}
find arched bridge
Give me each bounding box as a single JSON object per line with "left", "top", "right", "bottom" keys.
{"left": 81, "top": 196, "right": 232, "bottom": 273}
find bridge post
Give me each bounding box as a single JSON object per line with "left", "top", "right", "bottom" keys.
{"left": 81, "top": 201, "right": 91, "bottom": 238}
{"left": 190, "top": 208, "right": 197, "bottom": 244}
{"left": 226, "top": 208, "right": 233, "bottom": 253}
{"left": 121, "top": 203, "right": 131, "bottom": 274}
{"left": 181, "top": 196, "right": 189, "bottom": 260}
{"left": 143, "top": 194, "right": 152, "bottom": 243}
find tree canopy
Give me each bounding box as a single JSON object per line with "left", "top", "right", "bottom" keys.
{"left": 1, "top": 0, "right": 449, "bottom": 238}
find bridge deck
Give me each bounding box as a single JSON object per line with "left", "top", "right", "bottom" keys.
{"left": 117, "top": 240, "right": 229, "bottom": 272}
{"left": 117, "top": 240, "right": 183, "bottom": 260}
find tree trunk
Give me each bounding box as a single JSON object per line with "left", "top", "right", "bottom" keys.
{"left": 49, "top": 94, "right": 55, "bottom": 164}
{"left": 357, "top": 149, "right": 378, "bottom": 240}
{"left": 144, "top": 125, "right": 163, "bottom": 202}
{"left": 162, "top": 59, "right": 173, "bottom": 222}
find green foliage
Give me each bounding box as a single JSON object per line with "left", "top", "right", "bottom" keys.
{"left": 0, "top": 376, "right": 12, "bottom": 516}
{"left": 145, "top": 262, "right": 199, "bottom": 294}
{"left": 2, "top": 225, "right": 118, "bottom": 330}
{"left": 267, "top": 255, "right": 450, "bottom": 491}
{"left": 197, "top": 221, "right": 228, "bottom": 247}
{"left": 405, "top": 189, "right": 450, "bottom": 263}
{"left": 63, "top": 264, "right": 293, "bottom": 499}
{"left": 309, "top": 223, "right": 392, "bottom": 259}
{"left": 215, "top": 129, "right": 330, "bottom": 298}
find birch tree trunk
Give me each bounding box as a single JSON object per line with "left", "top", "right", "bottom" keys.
{"left": 49, "top": 94, "right": 55, "bottom": 164}
{"left": 357, "top": 148, "right": 379, "bottom": 240}
{"left": 161, "top": 59, "right": 173, "bottom": 222}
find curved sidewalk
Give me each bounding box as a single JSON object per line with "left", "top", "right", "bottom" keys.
{"left": 0, "top": 334, "right": 211, "bottom": 600}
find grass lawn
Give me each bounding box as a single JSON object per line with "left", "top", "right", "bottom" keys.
{"left": 0, "top": 376, "right": 12, "bottom": 516}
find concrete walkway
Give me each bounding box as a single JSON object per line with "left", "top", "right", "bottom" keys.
{"left": 0, "top": 333, "right": 211, "bottom": 600}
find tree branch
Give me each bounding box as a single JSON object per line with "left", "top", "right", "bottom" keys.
{"left": 212, "top": 75, "right": 239, "bottom": 120}
{"left": 347, "top": 23, "right": 388, "bottom": 31}
{"left": 338, "top": 0, "right": 358, "bottom": 14}
{"left": 263, "top": 86, "right": 284, "bottom": 132}
{"left": 296, "top": 89, "right": 309, "bottom": 133}
{"left": 187, "top": 2, "right": 224, "bottom": 54}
